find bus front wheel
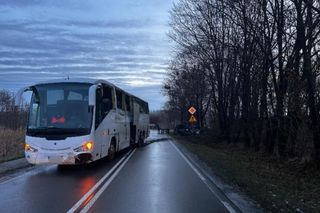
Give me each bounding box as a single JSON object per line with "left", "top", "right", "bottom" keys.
{"left": 107, "top": 141, "right": 116, "bottom": 161}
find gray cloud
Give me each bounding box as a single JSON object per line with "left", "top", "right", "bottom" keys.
{"left": 0, "top": 0, "right": 172, "bottom": 110}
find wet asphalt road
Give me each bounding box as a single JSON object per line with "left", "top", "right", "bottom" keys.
{"left": 0, "top": 131, "right": 233, "bottom": 213}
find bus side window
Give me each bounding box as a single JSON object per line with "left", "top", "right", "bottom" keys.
{"left": 138, "top": 102, "right": 149, "bottom": 114}
{"left": 116, "top": 90, "right": 124, "bottom": 110}
{"left": 102, "top": 85, "right": 113, "bottom": 114}
{"left": 144, "top": 103, "right": 149, "bottom": 113}
{"left": 125, "top": 95, "right": 131, "bottom": 112}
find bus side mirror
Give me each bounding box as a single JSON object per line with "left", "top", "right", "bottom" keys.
{"left": 15, "top": 86, "right": 32, "bottom": 107}
{"left": 88, "top": 84, "right": 102, "bottom": 106}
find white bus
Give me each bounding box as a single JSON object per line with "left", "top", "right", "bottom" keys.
{"left": 16, "top": 78, "right": 149, "bottom": 165}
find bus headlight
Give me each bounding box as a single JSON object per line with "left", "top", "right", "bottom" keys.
{"left": 25, "top": 143, "right": 38, "bottom": 152}
{"left": 74, "top": 141, "right": 94, "bottom": 152}
{"left": 83, "top": 141, "right": 94, "bottom": 151}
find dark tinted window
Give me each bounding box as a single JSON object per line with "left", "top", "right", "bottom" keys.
{"left": 102, "top": 85, "right": 113, "bottom": 112}
{"left": 116, "top": 90, "right": 123, "bottom": 110}
{"left": 125, "top": 95, "right": 131, "bottom": 112}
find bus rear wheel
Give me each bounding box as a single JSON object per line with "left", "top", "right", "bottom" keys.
{"left": 138, "top": 134, "right": 144, "bottom": 147}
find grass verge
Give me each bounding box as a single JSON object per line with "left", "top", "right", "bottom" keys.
{"left": 0, "top": 128, "right": 25, "bottom": 163}
{"left": 173, "top": 134, "right": 320, "bottom": 213}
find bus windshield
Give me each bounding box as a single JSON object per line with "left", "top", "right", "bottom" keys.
{"left": 27, "top": 83, "right": 93, "bottom": 137}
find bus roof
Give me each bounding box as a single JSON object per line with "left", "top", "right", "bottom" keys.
{"left": 33, "top": 78, "right": 114, "bottom": 87}
{"left": 30, "top": 78, "right": 149, "bottom": 107}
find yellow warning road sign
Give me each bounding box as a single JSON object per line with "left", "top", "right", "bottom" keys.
{"left": 189, "top": 115, "right": 197, "bottom": 123}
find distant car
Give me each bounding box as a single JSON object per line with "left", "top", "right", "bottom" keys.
{"left": 190, "top": 126, "right": 200, "bottom": 135}
{"left": 174, "top": 124, "right": 200, "bottom": 136}
{"left": 174, "top": 124, "right": 188, "bottom": 135}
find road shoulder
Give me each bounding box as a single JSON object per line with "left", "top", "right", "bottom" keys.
{"left": 171, "top": 137, "right": 263, "bottom": 213}
{"left": 0, "top": 158, "right": 32, "bottom": 177}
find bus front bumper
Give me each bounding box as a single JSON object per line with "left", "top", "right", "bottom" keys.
{"left": 26, "top": 151, "right": 76, "bottom": 165}
{"left": 25, "top": 151, "right": 92, "bottom": 165}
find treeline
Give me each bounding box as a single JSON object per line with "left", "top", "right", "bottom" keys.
{"left": 164, "top": 0, "right": 320, "bottom": 161}
{"left": 150, "top": 110, "right": 176, "bottom": 129}
{"left": 0, "top": 89, "right": 28, "bottom": 129}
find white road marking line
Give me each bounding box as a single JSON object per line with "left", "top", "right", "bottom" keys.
{"left": 169, "top": 141, "right": 237, "bottom": 213}
{"left": 169, "top": 141, "right": 206, "bottom": 181}
{"left": 222, "top": 201, "right": 237, "bottom": 213}
{"left": 67, "top": 149, "right": 135, "bottom": 213}
{"left": 80, "top": 149, "right": 136, "bottom": 212}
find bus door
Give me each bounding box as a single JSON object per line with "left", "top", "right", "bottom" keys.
{"left": 125, "top": 95, "right": 133, "bottom": 145}
{"left": 94, "top": 85, "right": 113, "bottom": 157}
{"left": 116, "top": 89, "right": 126, "bottom": 149}
{"left": 133, "top": 101, "right": 140, "bottom": 143}
{"left": 94, "top": 87, "right": 104, "bottom": 157}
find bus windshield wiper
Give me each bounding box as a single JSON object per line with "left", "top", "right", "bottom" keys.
{"left": 27, "top": 126, "right": 65, "bottom": 135}
{"left": 27, "top": 126, "right": 89, "bottom": 136}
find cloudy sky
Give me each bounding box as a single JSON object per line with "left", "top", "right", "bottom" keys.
{"left": 0, "top": 0, "right": 174, "bottom": 109}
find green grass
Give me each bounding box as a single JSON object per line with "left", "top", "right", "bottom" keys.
{"left": 174, "top": 135, "right": 320, "bottom": 213}
{"left": 0, "top": 128, "right": 25, "bottom": 163}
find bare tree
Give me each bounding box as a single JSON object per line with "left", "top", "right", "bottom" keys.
{"left": 165, "top": 0, "right": 320, "bottom": 162}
